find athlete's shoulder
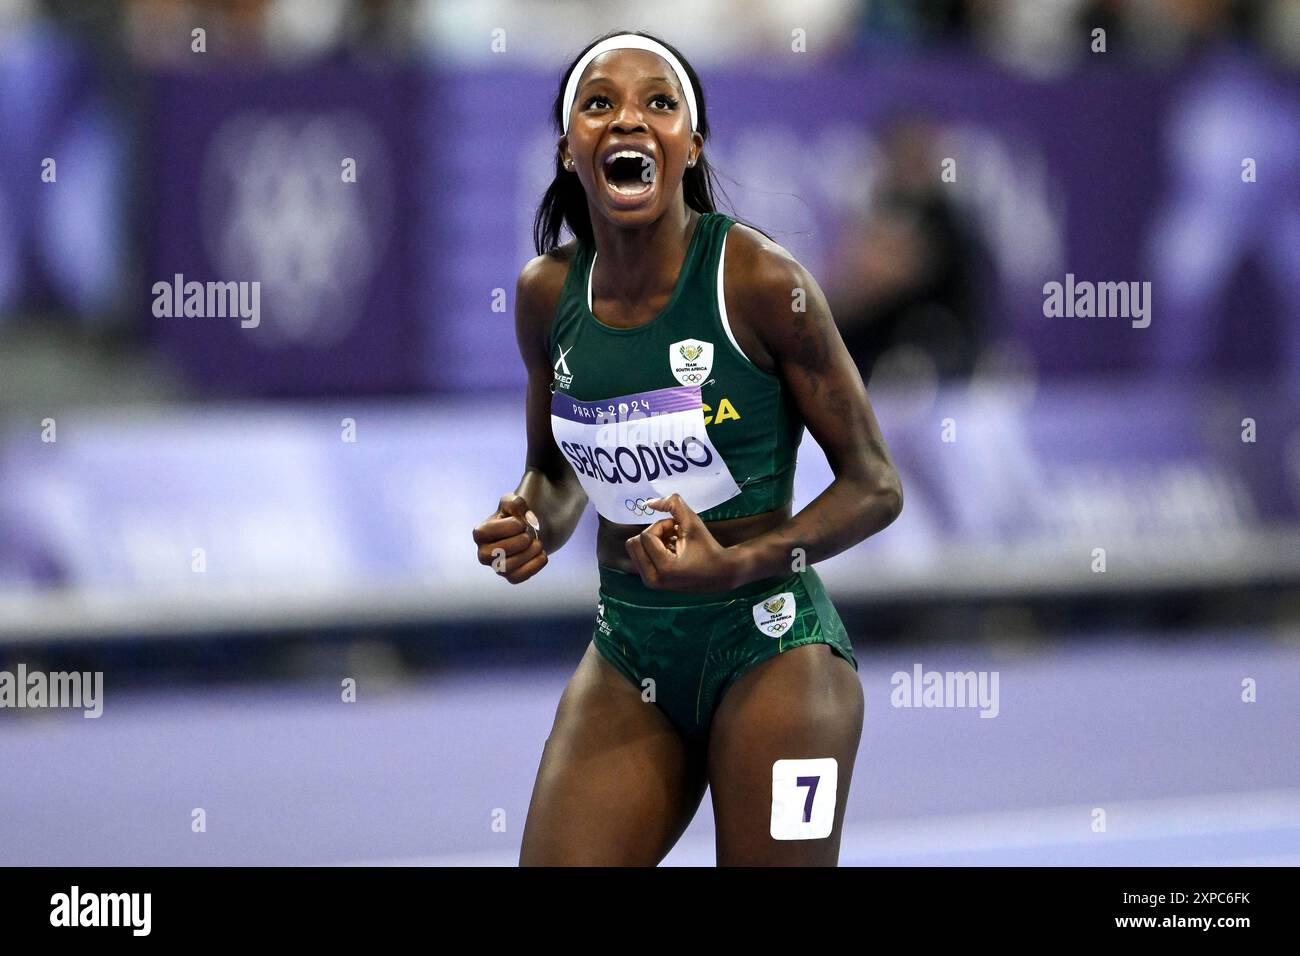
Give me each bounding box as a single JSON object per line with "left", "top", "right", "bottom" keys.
{"left": 721, "top": 220, "right": 816, "bottom": 318}
{"left": 515, "top": 240, "right": 579, "bottom": 368}
{"left": 517, "top": 239, "right": 579, "bottom": 308}
{"left": 516, "top": 241, "right": 579, "bottom": 329}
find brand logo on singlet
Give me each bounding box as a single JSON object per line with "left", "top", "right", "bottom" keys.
{"left": 753, "top": 591, "right": 797, "bottom": 637}
{"left": 553, "top": 343, "right": 574, "bottom": 390}
{"left": 669, "top": 338, "right": 713, "bottom": 386}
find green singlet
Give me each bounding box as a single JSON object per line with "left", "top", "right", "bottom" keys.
{"left": 545, "top": 211, "right": 857, "bottom": 740}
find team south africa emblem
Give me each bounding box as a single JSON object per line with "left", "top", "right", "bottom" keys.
{"left": 669, "top": 338, "right": 713, "bottom": 386}
{"left": 752, "top": 591, "right": 796, "bottom": 637}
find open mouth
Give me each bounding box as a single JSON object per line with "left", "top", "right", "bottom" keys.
{"left": 602, "top": 149, "right": 656, "bottom": 202}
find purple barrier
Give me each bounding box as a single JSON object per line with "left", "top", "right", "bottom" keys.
{"left": 0, "top": 380, "right": 1296, "bottom": 637}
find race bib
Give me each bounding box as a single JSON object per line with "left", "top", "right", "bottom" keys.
{"left": 550, "top": 384, "right": 741, "bottom": 524}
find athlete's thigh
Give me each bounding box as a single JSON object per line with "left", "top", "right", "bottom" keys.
{"left": 520, "top": 641, "right": 707, "bottom": 866}
{"left": 707, "top": 643, "right": 864, "bottom": 866}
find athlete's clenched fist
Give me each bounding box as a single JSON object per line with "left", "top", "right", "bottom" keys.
{"left": 474, "top": 493, "right": 548, "bottom": 583}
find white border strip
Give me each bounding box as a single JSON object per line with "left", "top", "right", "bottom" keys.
{"left": 4, "top": 531, "right": 1300, "bottom": 642}
{"left": 715, "top": 229, "right": 756, "bottom": 366}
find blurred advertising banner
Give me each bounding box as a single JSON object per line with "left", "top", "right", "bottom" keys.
{"left": 435, "top": 54, "right": 1300, "bottom": 392}
{"left": 145, "top": 66, "right": 422, "bottom": 397}
{"left": 136, "top": 55, "right": 1300, "bottom": 398}
{"left": 2, "top": 381, "right": 1297, "bottom": 638}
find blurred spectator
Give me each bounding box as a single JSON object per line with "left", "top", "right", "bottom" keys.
{"left": 847, "top": 0, "right": 971, "bottom": 53}
{"left": 849, "top": 0, "right": 1300, "bottom": 76}
{"left": 829, "top": 118, "right": 986, "bottom": 385}
{"left": 21, "top": 0, "right": 1300, "bottom": 72}
{"left": 412, "top": 0, "right": 862, "bottom": 65}
{"left": 121, "top": 0, "right": 411, "bottom": 65}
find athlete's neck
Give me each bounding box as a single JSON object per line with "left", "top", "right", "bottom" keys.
{"left": 587, "top": 204, "right": 700, "bottom": 310}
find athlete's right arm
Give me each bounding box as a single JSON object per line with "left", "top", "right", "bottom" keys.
{"left": 472, "top": 252, "right": 588, "bottom": 583}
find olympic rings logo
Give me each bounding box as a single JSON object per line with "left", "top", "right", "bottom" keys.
{"left": 624, "top": 497, "right": 655, "bottom": 516}
{"left": 679, "top": 372, "right": 704, "bottom": 383}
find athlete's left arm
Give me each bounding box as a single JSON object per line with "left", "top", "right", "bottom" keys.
{"left": 719, "top": 242, "right": 903, "bottom": 587}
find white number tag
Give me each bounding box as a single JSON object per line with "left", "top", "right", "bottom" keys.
{"left": 770, "top": 757, "right": 838, "bottom": 840}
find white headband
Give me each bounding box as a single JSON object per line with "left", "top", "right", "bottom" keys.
{"left": 562, "top": 34, "right": 698, "bottom": 134}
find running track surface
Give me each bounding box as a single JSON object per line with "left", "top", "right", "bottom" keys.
{"left": 1, "top": 630, "right": 1297, "bottom": 866}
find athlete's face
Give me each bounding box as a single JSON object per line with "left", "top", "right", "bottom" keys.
{"left": 560, "top": 48, "right": 703, "bottom": 225}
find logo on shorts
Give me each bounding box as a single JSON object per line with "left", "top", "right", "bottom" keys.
{"left": 669, "top": 338, "right": 713, "bottom": 386}
{"left": 753, "top": 591, "right": 796, "bottom": 637}
{"left": 596, "top": 600, "right": 611, "bottom": 636}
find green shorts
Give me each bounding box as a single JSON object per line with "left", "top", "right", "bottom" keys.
{"left": 592, "top": 564, "right": 858, "bottom": 742}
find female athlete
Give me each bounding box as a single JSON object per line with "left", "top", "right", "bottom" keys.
{"left": 472, "top": 30, "right": 903, "bottom": 866}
